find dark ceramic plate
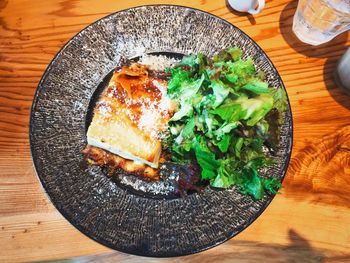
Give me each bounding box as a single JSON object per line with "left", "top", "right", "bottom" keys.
{"left": 30, "top": 5, "right": 293, "bottom": 257}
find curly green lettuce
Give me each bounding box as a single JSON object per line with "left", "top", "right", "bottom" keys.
{"left": 165, "top": 47, "right": 287, "bottom": 200}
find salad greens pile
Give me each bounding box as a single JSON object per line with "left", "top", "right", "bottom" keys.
{"left": 165, "top": 47, "right": 287, "bottom": 200}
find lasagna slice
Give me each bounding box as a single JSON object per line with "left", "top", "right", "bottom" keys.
{"left": 85, "top": 63, "right": 174, "bottom": 179}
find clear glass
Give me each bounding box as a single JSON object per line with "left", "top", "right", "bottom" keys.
{"left": 293, "top": 0, "right": 350, "bottom": 45}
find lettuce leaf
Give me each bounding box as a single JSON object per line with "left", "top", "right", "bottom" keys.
{"left": 194, "top": 137, "right": 220, "bottom": 180}
{"left": 170, "top": 74, "right": 205, "bottom": 121}
{"left": 242, "top": 80, "right": 271, "bottom": 94}
{"left": 166, "top": 48, "right": 287, "bottom": 200}
{"left": 210, "top": 80, "right": 230, "bottom": 108}
{"left": 216, "top": 134, "right": 231, "bottom": 153}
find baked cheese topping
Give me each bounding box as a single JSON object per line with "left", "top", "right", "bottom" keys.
{"left": 86, "top": 63, "right": 174, "bottom": 168}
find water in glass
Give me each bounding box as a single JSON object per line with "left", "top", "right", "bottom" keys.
{"left": 293, "top": 0, "right": 350, "bottom": 45}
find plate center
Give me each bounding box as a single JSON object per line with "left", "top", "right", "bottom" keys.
{"left": 85, "top": 51, "right": 202, "bottom": 199}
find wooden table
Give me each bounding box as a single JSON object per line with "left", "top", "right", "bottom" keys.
{"left": 1, "top": 0, "right": 349, "bottom": 262}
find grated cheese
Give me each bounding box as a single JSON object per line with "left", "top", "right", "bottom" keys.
{"left": 139, "top": 54, "right": 179, "bottom": 71}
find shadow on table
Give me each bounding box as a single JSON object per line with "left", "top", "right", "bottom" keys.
{"left": 225, "top": 0, "right": 256, "bottom": 25}
{"left": 279, "top": 0, "right": 350, "bottom": 109}
{"left": 57, "top": 229, "right": 350, "bottom": 262}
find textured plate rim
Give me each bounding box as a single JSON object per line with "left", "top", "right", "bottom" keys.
{"left": 29, "top": 4, "right": 294, "bottom": 257}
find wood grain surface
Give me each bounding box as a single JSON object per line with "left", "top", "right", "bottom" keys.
{"left": 1, "top": 0, "right": 350, "bottom": 262}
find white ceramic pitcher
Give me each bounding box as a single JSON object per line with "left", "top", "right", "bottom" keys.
{"left": 228, "top": 0, "right": 265, "bottom": 15}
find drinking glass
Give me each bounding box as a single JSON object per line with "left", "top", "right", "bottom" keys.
{"left": 292, "top": 0, "right": 350, "bottom": 45}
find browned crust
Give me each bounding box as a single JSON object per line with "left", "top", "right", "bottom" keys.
{"left": 82, "top": 145, "right": 160, "bottom": 181}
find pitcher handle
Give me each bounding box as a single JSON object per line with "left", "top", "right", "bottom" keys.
{"left": 248, "top": 0, "right": 265, "bottom": 15}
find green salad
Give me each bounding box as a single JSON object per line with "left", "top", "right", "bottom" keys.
{"left": 164, "top": 47, "right": 287, "bottom": 200}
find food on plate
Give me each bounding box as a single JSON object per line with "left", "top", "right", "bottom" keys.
{"left": 85, "top": 62, "right": 175, "bottom": 180}
{"left": 83, "top": 145, "right": 160, "bottom": 180}
{"left": 84, "top": 48, "right": 287, "bottom": 199}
